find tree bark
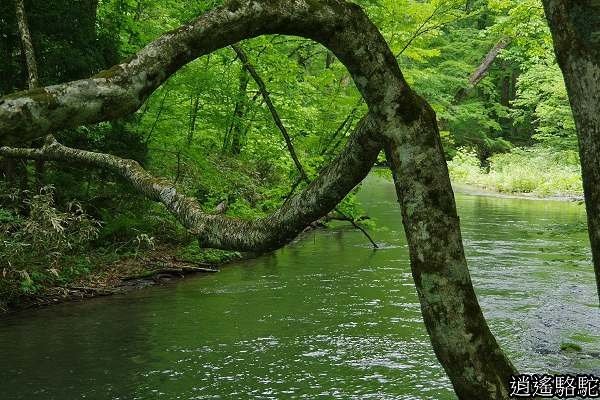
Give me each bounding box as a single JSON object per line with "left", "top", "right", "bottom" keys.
{"left": 0, "top": 1, "right": 517, "bottom": 397}
{"left": 224, "top": 65, "right": 249, "bottom": 154}
{"left": 14, "top": 0, "right": 39, "bottom": 90}
{"left": 543, "top": 0, "right": 600, "bottom": 305}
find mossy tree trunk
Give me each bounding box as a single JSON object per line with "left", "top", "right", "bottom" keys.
{"left": 543, "top": 0, "right": 600, "bottom": 304}
{"left": 223, "top": 66, "right": 249, "bottom": 154}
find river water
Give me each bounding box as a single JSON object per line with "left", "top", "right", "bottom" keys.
{"left": 1, "top": 174, "right": 599, "bottom": 399}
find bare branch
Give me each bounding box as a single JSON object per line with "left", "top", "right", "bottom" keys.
{"left": 468, "top": 37, "right": 511, "bottom": 86}
{"left": 232, "top": 44, "right": 378, "bottom": 248}
{"left": 231, "top": 44, "right": 308, "bottom": 181}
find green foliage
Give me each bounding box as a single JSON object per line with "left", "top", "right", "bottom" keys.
{"left": 177, "top": 243, "right": 241, "bottom": 265}
{"left": 447, "top": 148, "right": 483, "bottom": 182}
{"left": 560, "top": 342, "right": 583, "bottom": 353}
{"left": 510, "top": 60, "right": 577, "bottom": 149}
{"left": 0, "top": 186, "right": 100, "bottom": 307}
{"left": 0, "top": 0, "right": 119, "bottom": 95}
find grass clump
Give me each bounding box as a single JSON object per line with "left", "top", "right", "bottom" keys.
{"left": 560, "top": 342, "right": 583, "bottom": 352}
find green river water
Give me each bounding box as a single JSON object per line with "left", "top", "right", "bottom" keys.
{"left": 1, "top": 174, "right": 599, "bottom": 399}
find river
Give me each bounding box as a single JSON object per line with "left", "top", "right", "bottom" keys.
{"left": 1, "top": 173, "right": 599, "bottom": 399}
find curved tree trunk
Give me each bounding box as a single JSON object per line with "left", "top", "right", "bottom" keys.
{"left": 0, "top": 0, "right": 517, "bottom": 397}
{"left": 1, "top": 114, "right": 382, "bottom": 252}
{"left": 543, "top": 0, "right": 600, "bottom": 305}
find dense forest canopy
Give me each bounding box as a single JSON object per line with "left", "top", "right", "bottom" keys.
{"left": 1, "top": 0, "right": 598, "bottom": 399}
{"left": 0, "top": 0, "right": 578, "bottom": 151}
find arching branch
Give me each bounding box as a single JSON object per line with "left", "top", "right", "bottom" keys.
{"left": 0, "top": 0, "right": 416, "bottom": 145}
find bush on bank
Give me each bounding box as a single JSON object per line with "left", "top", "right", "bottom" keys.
{"left": 448, "top": 147, "right": 583, "bottom": 196}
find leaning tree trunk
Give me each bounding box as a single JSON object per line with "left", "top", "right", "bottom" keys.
{"left": 0, "top": 0, "right": 517, "bottom": 397}
{"left": 383, "top": 99, "right": 515, "bottom": 399}
{"left": 543, "top": 0, "right": 600, "bottom": 304}
{"left": 4, "top": 0, "right": 40, "bottom": 187}
{"left": 454, "top": 37, "right": 510, "bottom": 102}
{"left": 223, "top": 66, "right": 249, "bottom": 154}
{"left": 14, "top": 0, "right": 38, "bottom": 89}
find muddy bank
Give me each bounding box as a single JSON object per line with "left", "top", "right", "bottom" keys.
{"left": 2, "top": 246, "right": 242, "bottom": 316}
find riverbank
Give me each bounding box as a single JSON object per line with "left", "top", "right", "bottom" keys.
{"left": 1, "top": 220, "right": 333, "bottom": 315}
{"left": 373, "top": 164, "right": 584, "bottom": 202}
{"left": 3, "top": 176, "right": 585, "bottom": 315}
{"left": 0, "top": 244, "right": 243, "bottom": 315}
{"left": 452, "top": 183, "right": 584, "bottom": 202}
{"left": 448, "top": 147, "right": 583, "bottom": 199}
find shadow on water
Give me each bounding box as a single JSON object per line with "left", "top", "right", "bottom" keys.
{"left": 0, "top": 174, "right": 598, "bottom": 399}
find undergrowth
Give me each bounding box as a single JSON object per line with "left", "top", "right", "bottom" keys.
{"left": 448, "top": 146, "right": 582, "bottom": 196}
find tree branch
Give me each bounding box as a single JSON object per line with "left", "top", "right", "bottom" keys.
{"left": 231, "top": 44, "right": 308, "bottom": 181}
{"left": 453, "top": 37, "right": 511, "bottom": 102}
{"left": 232, "top": 44, "right": 378, "bottom": 248}
{"left": 468, "top": 37, "right": 511, "bottom": 86}
{"left": 0, "top": 115, "right": 382, "bottom": 253}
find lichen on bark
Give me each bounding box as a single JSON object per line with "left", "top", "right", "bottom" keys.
{"left": 543, "top": 0, "right": 600, "bottom": 305}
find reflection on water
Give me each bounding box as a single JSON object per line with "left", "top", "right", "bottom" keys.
{"left": 1, "top": 174, "right": 598, "bottom": 400}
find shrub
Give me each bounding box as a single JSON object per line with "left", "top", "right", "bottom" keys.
{"left": 0, "top": 186, "right": 100, "bottom": 308}
{"left": 448, "top": 146, "right": 582, "bottom": 196}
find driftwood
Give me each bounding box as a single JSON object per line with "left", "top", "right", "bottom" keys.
{"left": 122, "top": 258, "right": 219, "bottom": 281}
{"left": 67, "top": 286, "right": 122, "bottom": 295}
